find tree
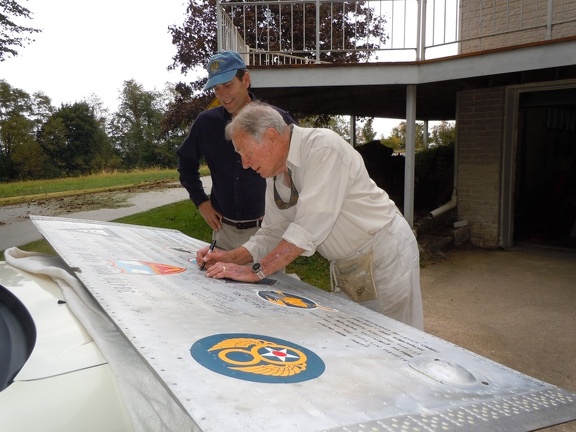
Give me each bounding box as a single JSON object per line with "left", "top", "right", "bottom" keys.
{"left": 163, "top": 0, "right": 389, "bottom": 134}
{"left": 11, "top": 135, "right": 50, "bottom": 179}
{"left": 0, "top": 80, "right": 51, "bottom": 179}
{"left": 390, "top": 121, "right": 426, "bottom": 151}
{"left": 29, "top": 91, "right": 53, "bottom": 130}
{"left": 381, "top": 135, "right": 402, "bottom": 152}
{"left": 0, "top": 0, "right": 40, "bottom": 61}
{"left": 225, "top": 1, "right": 388, "bottom": 63}
{"left": 297, "top": 115, "right": 377, "bottom": 146}
{"left": 0, "top": 108, "right": 34, "bottom": 178}
{"left": 84, "top": 93, "right": 111, "bottom": 125}
{"left": 358, "top": 117, "right": 377, "bottom": 144}
{"left": 37, "top": 102, "right": 111, "bottom": 176}
{"left": 110, "top": 80, "right": 181, "bottom": 169}
{"left": 429, "top": 121, "right": 456, "bottom": 147}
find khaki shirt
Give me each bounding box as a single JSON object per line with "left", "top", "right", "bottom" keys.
{"left": 243, "top": 125, "right": 397, "bottom": 262}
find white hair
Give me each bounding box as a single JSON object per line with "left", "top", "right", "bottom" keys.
{"left": 225, "top": 101, "right": 288, "bottom": 142}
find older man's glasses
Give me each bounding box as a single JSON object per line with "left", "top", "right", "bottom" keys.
{"left": 273, "top": 169, "right": 299, "bottom": 209}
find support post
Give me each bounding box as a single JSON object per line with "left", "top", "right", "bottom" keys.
{"left": 404, "top": 85, "right": 417, "bottom": 227}
{"left": 217, "top": 0, "right": 223, "bottom": 51}
{"left": 315, "top": 0, "right": 321, "bottom": 62}
{"left": 350, "top": 116, "right": 356, "bottom": 146}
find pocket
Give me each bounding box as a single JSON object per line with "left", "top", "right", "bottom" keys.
{"left": 332, "top": 250, "right": 377, "bottom": 302}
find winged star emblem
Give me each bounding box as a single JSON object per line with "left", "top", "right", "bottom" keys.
{"left": 209, "top": 337, "right": 308, "bottom": 376}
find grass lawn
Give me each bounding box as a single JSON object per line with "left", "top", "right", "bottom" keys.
{"left": 0, "top": 168, "right": 183, "bottom": 205}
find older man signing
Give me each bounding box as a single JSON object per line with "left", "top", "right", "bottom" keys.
{"left": 198, "top": 101, "right": 423, "bottom": 329}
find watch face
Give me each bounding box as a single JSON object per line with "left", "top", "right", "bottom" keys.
{"left": 252, "top": 263, "right": 262, "bottom": 273}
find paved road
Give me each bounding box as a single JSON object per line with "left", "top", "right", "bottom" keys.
{"left": 0, "top": 178, "right": 211, "bottom": 251}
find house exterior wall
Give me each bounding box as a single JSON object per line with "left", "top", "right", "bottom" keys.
{"left": 460, "top": 0, "right": 576, "bottom": 53}
{"left": 456, "top": 86, "right": 507, "bottom": 248}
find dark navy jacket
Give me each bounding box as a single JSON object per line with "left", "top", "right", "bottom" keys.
{"left": 177, "top": 100, "right": 296, "bottom": 221}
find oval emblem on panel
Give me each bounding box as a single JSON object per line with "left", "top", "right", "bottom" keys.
{"left": 191, "top": 333, "right": 325, "bottom": 383}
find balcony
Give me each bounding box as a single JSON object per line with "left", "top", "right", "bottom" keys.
{"left": 214, "top": 0, "right": 576, "bottom": 124}
{"left": 217, "top": 0, "right": 576, "bottom": 65}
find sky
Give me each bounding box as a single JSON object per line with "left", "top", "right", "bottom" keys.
{"left": 2, "top": 0, "right": 188, "bottom": 110}
{"left": 2, "top": 0, "right": 401, "bottom": 136}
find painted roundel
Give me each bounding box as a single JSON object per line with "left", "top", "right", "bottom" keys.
{"left": 191, "top": 333, "right": 325, "bottom": 383}
{"left": 257, "top": 290, "right": 319, "bottom": 309}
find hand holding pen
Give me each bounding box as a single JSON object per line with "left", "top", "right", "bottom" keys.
{"left": 200, "top": 240, "right": 217, "bottom": 270}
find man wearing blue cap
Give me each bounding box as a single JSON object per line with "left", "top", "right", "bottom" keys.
{"left": 177, "top": 51, "right": 296, "bottom": 251}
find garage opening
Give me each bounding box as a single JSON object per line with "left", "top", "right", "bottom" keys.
{"left": 514, "top": 88, "right": 576, "bottom": 249}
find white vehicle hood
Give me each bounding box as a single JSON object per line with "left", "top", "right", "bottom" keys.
{"left": 0, "top": 263, "right": 106, "bottom": 381}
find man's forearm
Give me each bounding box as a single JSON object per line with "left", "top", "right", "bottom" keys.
{"left": 261, "top": 240, "right": 305, "bottom": 277}
{"left": 228, "top": 247, "right": 254, "bottom": 265}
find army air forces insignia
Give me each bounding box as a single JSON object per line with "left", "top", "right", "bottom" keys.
{"left": 191, "top": 333, "right": 325, "bottom": 383}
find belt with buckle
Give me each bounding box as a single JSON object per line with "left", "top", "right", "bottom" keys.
{"left": 221, "top": 218, "right": 261, "bottom": 230}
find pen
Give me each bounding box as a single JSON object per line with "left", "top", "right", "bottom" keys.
{"left": 200, "top": 240, "right": 217, "bottom": 270}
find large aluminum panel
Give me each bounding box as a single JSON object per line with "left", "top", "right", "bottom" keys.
{"left": 30, "top": 215, "right": 576, "bottom": 432}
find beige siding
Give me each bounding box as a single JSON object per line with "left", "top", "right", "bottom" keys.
{"left": 460, "top": 0, "right": 576, "bottom": 53}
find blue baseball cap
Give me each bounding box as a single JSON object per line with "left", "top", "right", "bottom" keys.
{"left": 203, "top": 51, "right": 247, "bottom": 91}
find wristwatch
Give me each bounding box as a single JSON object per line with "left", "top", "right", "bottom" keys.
{"left": 251, "top": 262, "right": 266, "bottom": 280}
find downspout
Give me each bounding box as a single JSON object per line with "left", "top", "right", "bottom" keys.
{"left": 429, "top": 125, "right": 458, "bottom": 219}
{"left": 429, "top": 192, "right": 457, "bottom": 218}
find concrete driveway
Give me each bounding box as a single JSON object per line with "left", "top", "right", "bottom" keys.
{"left": 421, "top": 245, "right": 576, "bottom": 431}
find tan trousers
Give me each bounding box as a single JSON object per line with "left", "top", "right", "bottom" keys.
{"left": 213, "top": 222, "right": 260, "bottom": 252}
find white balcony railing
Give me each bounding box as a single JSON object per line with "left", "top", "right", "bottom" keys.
{"left": 216, "top": 0, "right": 576, "bottom": 65}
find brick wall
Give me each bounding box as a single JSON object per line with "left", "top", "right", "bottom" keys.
{"left": 456, "top": 86, "right": 507, "bottom": 248}
{"left": 460, "top": 0, "right": 576, "bottom": 53}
